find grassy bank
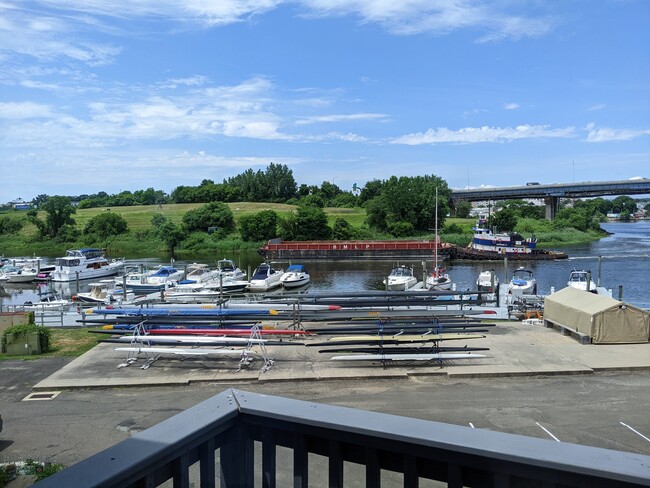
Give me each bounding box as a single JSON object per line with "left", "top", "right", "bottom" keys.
{"left": 0, "top": 204, "right": 603, "bottom": 257}
{"left": 0, "top": 327, "right": 99, "bottom": 361}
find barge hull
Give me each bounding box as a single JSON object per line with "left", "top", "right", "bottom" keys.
{"left": 259, "top": 239, "right": 453, "bottom": 261}
{"left": 451, "top": 246, "right": 568, "bottom": 261}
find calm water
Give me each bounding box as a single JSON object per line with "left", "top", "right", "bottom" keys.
{"left": 2, "top": 221, "right": 649, "bottom": 310}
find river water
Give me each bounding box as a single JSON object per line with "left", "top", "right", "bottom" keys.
{"left": 2, "top": 221, "right": 649, "bottom": 310}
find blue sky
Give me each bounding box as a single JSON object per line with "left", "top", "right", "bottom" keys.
{"left": 1, "top": 1, "right": 649, "bottom": 204}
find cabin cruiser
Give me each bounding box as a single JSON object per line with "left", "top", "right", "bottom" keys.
{"left": 182, "top": 263, "right": 220, "bottom": 284}
{"left": 384, "top": 265, "right": 418, "bottom": 291}
{"left": 567, "top": 270, "right": 597, "bottom": 293}
{"left": 50, "top": 249, "right": 125, "bottom": 282}
{"left": 426, "top": 266, "right": 452, "bottom": 291}
{"left": 247, "top": 263, "right": 283, "bottom": 292}
{"left": 476, "top": 270, "right": 499, "bottom": 292}
{"left": 280, "top": 264, "right": 311, "bottom": 289}
{"left": 509, "top": 267, "right": 537, "bottom": 295}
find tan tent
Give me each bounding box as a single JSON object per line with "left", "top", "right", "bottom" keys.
{"left": 543, "top": 287, "right": 650, "bottom": 344}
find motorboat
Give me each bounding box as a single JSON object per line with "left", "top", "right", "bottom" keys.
{"left": 116, "top": 265, "right": 183, "bottom": 292}
{"left": 182, "top": 263, "right": 220, "bottom": 284}
{"left": 22, "top": 295, "right": 71, "bottom": 312}
{"left": 247, "top": 263, "right": 283, "bottom": 292}
{"left": 476, "top": 270, "right": 499, "bottom": 293}
{"left": 50, "top": 249, "right": 125, "bottom": 282}
{"left": 280, "top": 264, "right": 311, "bottom": 289}
{"left": 567, "top": 269, "right": 597, "bottom": 293}
{"left": 509, "top": 267, "right": 537, "bottom": 295}
{"left": 384, "top": 265, "right": 417, "bottom": 291}
{"left": 74, "top": 280, "right": 135, "bottom": 304}
{"left": 216, "top": 258, "right": 246, "bottom": 281}
{"left": 2, "top": 266, "right": 39, "bottom": 283}
{"left": 426, "top": 266, "right": 452, "bottom": 291}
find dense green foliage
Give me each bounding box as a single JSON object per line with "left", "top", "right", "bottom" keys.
{"left": 182, "top": 202, "right": 236, "bottom": 236}
{"left": 83, "top": 212, "right": 129, "bottom": 241}
{"left": 0, "top": 216, "right": 23, "bottom": 235}
{"left": 29, "top": 196, "right": 76, "bottom": 239}
{"left": 279, "top": 206, "right": 332, "bottom": 240}
{"left": 364, "top": 175, "right": 450, "bottom": 236}
{"left": 238, "top": 210, "right": 279, "bottom": 242}
{"left": 77, "top": 188, "right": 169, "bottom": 208}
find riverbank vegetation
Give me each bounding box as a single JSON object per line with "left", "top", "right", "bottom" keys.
{"left": 1, "top": 164, "right": 644, "bottom": 257}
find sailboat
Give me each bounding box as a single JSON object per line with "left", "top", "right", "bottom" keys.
{"left": 426, "top": 188, "right": 453, "bottom": 291}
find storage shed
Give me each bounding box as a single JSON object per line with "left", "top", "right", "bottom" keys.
{"left": 543, "top": 287, "right": 650, "bottom": 344}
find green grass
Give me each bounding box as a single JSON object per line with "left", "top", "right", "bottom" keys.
{"left": 0, "top": 327, "right": 99, "bottom": 360}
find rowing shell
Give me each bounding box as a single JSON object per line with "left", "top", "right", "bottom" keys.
{"left": 114, "top": 346, "right": 256, "bottom": 356}
{"left": 330, "top": 353, "right": 486, "bottom": 361}
{"left": 309, "top": 333, "right": 485, "bottom": 346}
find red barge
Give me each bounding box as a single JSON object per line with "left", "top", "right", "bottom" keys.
{"left": 258, "top": 238, "right": 452, "bottom": 261}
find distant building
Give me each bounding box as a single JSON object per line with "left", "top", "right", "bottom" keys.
{"left": 9, "top": 198, "right": 33, "bottom": 210}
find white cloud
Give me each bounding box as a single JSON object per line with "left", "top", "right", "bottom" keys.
{"left": 295, "top": 113, "right": 387, "bottom": 125}
{"left": 584, "top": 123, "right": 650, "bottom": 142}
{"left": 391, "top": 125, "right": 576, "bottom": 145}
{"left": 300, "top": 0, "right": 554, "bottom": 40}
{"left": 587, "top": 104, "right": 606, "bottom": 112}
{"left": 0, "top": 101, "right": 55, "bottom": 119}
{"left": 504, "top": 103, "right": 519, "bottom": 110}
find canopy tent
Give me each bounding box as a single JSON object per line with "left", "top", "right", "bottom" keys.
{"left": 544, "top": 287, "right": 650, "bottom": 344}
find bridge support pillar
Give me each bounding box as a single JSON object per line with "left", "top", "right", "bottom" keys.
{"left": 544, "top": 196, "right": 559, "bottom": 220}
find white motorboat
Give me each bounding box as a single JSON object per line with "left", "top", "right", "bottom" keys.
{"left": 280, "top": 264, "right": 311, "bottom": 289}
{"left": 115, "top": 265, "right": 183, "bottom": 292}
{"left": 216, "top": 258, "right": 246, "bottom": 281}
{"left": 567, "top": 269, "right": 597, "bottom": 293}
{"left": 50, "top": 249, "right": 125, "bottom": 282}
{"left": 3, "top": 266, "right": 39, "bottom": 283}
{"left": 476, "top": 270, "right": 499, "bottom": 292}
{"left": 509, "top": 267, "right": 537, "bottom": 295}
{"left": 182, "top": 263, "right": 219, "bottom": 284}
{"left": 74, "top": 280, "right": 135, "bottom": 304}
{"left": 384, "top": 265, "right": 417, "bottom": 291}
{"left": 247, "top": 263, "right": 283, "bottom": 292}
{"left": 426, "top": 267, "right": 452, "bottom": 291}
{"left": 23, "top": 295, "right": 72, "bottom": 312}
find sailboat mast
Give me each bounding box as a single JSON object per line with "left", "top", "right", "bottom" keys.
{"left": 434, "top": 187, "right": 438, "bottom": 269}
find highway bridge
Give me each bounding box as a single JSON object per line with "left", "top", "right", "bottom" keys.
{"left": 451, "top": 178, "right": 650, "bottom": 219}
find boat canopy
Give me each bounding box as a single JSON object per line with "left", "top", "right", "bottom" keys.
{"left": 286, "top": 264, "right": 307, "bottom": 273}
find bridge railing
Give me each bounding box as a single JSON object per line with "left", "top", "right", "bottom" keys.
{"left": 35, "top": 389, "right": 650, "bottom": 487}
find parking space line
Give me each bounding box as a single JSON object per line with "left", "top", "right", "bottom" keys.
{"left": 620, "top": 422, "right": 650, "bottom": 443}
{"left": 535, "top": 422, "right": 560, "bottom": 442}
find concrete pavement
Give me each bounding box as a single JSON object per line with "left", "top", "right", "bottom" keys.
{"left": 31, "top": 320, "right": 650, "bottom": 391}
{"left": 34, "top": 322, "right": 650, "bottom": 391}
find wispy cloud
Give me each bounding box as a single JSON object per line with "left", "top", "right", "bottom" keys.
{"left": 587, "top": 104, "right": 606, "bottom": 112}
{"left": 0, "top": 101, "right": 55, "bottom": 119}
{"left": 0, "top": 0, "right": 556, "bottom": 70}
{"left": 391, "top": 125, "right": 576, "bottom": 145}
{"left": 295, "top": 113, "right": 387, "bottom": 125}
{"left": 300, "top": 0, "right": 554, "bottom": 40}
{"left": 504, "top": 103, "right": 519, "bottom": 110}
{"left": 584, "top": 123, "right": 650, "bottom": 142}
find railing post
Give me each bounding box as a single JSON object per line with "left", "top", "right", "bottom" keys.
{"left": 199, "top": 438, "right": 216, "bottom": 488}
{"left": 172, "top": 452, "right": 190, "bottom": 488}
{"left": 293, "top": 433, "right": 308, "bottom": 488}
{"left": 262, "top": 430, "right": 277, "bottom": 488}
{"left": 328, "top": 440, "right": 343, "bottom": 487}
{"left": 221, "top": 423, "right": 253, "bottom": 487}
{"left": 365, "top": 448, "right": 380, "bottom": 488}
